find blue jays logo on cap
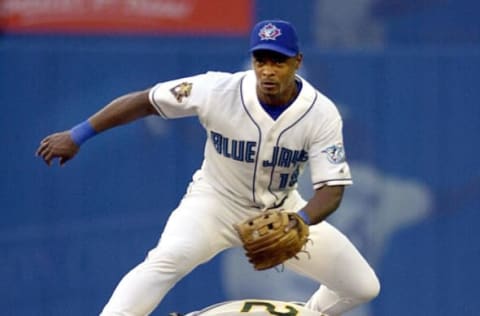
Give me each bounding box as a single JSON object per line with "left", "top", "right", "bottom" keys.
{"left": 258, "top": 23, "right": 282, "bottom": 40}
{"left": 250, "top": 20, "right": 299, "bottom": 57}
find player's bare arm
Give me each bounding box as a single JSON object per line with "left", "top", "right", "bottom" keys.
{"left": 89, "top": 89, "right": 157, "bottom": 132}
{"left": 36, "top": 89, "right": 156, "bottom": 166}
{"left": 301, "top": 185, "right": 345, "bottom": 225}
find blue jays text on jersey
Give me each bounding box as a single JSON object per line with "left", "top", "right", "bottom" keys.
{"left": 210, "top": 130, "right": 308, "bottom": 168}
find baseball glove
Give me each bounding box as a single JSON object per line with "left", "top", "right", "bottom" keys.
{"left": 234, "top": 210, "right": 310, "bottom": 271}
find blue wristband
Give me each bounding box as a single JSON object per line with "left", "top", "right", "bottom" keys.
{"left": 297, "top": 209, "right": 311, "bottom": 225}
{"left": 70, "top": 120, "right": 97, "bottom": 146}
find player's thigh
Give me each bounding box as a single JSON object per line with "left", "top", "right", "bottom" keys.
{"left": 153, "top": 184, "right": 238, "bottom": 264}
{"left": 286, "top": 221, "right": 375, "bottom": 291}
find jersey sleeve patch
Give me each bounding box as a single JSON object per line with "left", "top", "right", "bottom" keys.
{"left": 170, "top": 82, "right": 193, "bottom": 103}
{"left": 322, "top": 142, "right": 346, "bottom": 164}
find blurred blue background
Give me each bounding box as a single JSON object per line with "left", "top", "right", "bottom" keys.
{"left": 1, "top": 0, "right": 480, "bottom": 315}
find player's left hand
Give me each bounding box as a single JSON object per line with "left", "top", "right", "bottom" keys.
{"left": 234, "top": 210, "right": 310, "bottom": 270}
{"left": 36, "top": 131, "right": 79, "bottom": 166}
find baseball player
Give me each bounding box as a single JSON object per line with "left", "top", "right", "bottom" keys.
{"left": 36, "top": 20, "right": 380, "bottom": 316}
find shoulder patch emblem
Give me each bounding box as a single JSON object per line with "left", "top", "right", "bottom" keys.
{"left": 170, "top": 82, "right": 192, "bottom": 103}
{"left": 322, "top": 143, "right": 346, "bottom": 164}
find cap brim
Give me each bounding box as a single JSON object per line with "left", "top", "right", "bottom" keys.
{"left": 250, "top": 43, "right": 297, "bottom": 57}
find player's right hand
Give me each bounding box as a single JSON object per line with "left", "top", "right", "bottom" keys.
{"left": 36, "top": 131, "right": 79, "bottom": 166}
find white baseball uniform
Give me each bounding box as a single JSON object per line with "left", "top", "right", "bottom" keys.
{"left": 100, "top": 70, "right": 379, "bottom": 316}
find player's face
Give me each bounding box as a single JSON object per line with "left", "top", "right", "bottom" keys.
{"left": 252, "top": 50, "right": 302, "bottom": 105}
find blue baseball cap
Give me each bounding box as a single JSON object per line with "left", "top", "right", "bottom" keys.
{"left": 249, "top": 20, "right": 299, "bottom": 57}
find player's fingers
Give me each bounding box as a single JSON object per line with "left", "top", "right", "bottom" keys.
{"left": 36, "top": 134, "right": 57, "bottom": 155}
{"left": 36, "top": 142, "right": 49, "bottom": 157}
{"left": 59, "top": 156, "right": 70, "bottom": 166}
{"left": 39, "top": 135, "right": 51, "bottom": 144}
{"left": 43, "top": 151, "right": 56, "bottom": 166}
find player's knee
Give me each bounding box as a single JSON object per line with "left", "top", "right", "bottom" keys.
{"left": 145, "top": 247, "right": 196, "bottom": 276}
{"left": 354, "top": 271, "right": 381, "bottom": 302}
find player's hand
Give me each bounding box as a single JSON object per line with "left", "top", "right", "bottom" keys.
{"left": 36, "top": 131, "right": 79, "bottom": 166}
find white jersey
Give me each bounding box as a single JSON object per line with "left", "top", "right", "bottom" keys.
{"left": 182, "top": 299, "right": 324, "bottom": 316}
{"left": 149, "top": 70, "right": 352, "bottom": 209}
